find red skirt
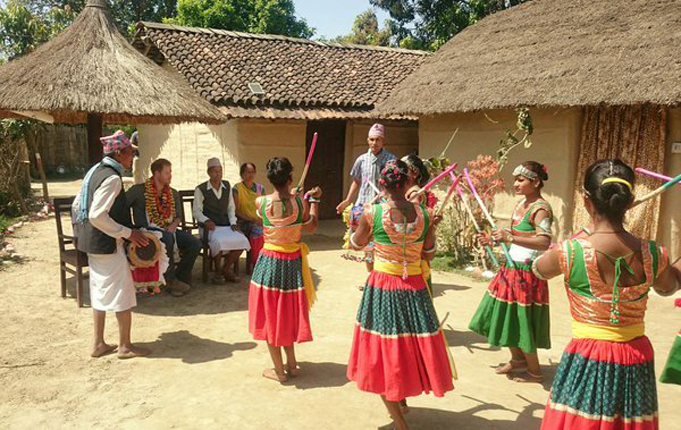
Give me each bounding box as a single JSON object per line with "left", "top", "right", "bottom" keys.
{"left": 347, "top": 271, "right": 454, "bottom": 401}
{"left": 248, "top": 249, "right": 312, "bottom": 347}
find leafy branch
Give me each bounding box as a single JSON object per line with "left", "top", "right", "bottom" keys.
{"left": 496, "top": 108, "right": 533, "bottom": 170}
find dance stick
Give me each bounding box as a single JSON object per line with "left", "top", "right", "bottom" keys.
{"left": 631, "top": 173, "right": 681, "bottom": 207}
{"left": 636, "top": 168, "right": 681, "bottom": 187}
{"left": 435, "top": 174, "right": 463, "bottom": 217}
{"left": 456, "top": 183, "right": 499, "bottom": 269}
{"left": 463, "top": 168, "right": 515, "bottom": 269}
{"left": 296, "top": 132, "right": 318, "bottom": 190}
{"left": 415, "top": 162, "right": 458, "bottom": 195}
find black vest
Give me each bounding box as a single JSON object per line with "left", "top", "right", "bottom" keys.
{"left": 199, "top": 180, "right": 231, "bottom": 226}
{"left": 75, "top": 164, "right": 131, "bottom": 254}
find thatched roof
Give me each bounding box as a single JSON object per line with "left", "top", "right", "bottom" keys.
{"left": 378, "top": 0, "right": 681, "bottom": 115}
{"left": 134, "top": 22, "right": 429, "bottom": 120}
{"left": 0, "top": 0, "right": 224, "bottom": 124}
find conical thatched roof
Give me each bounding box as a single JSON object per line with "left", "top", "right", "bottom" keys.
{"left": 379, "top": 0, "right": 681, "bottom": 115}
{"left": 0, "top": 0, "right": 223, "bottom": 124}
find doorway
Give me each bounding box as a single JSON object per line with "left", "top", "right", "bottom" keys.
{"left": 304, "top": 120, "right": 346, "bottom": 219}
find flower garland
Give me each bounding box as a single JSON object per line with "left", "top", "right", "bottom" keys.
{"left": 144, "top": 178, "right": 175, "bottom": 228}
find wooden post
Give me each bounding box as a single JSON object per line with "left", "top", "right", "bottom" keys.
{"left": 87, "top": 113, "right": 103, "bottom": 165}
{"left": 35, "top": 152, "right": 50, "bottom": 202}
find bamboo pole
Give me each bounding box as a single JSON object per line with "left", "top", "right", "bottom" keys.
{"left": 35, "top": 152, "right": 50, "bottom": 201}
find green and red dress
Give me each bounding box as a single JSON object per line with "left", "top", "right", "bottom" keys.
{"left": 469, "top": 199, "right": 553, "bottom": 353}
{"left": 248, "top": 196, "right": 313, "bottom": 347}
{"left": 660, "top": 300, "right": 681, "bottom": 385}
{"left": 347, "top": 202, "right": 454, "bottom": 402}
{"left": 541, "top": 239, "right": 669, "bottom": 430}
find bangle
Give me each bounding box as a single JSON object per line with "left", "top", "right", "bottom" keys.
{"left": 423, "top": 244, "right": 437, "bottom": 254}
{"left": 308, "top": 197, "right": 321, "bottom": 203}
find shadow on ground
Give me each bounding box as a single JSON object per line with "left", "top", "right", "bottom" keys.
{"left": 378, "top": 395, "right": 544, "bottom": 429}
{"left": 284, "top": 361, "right": 350, "bottom": 390}
{"left": 136, "top": 330, "right": 256, "bottom": 364}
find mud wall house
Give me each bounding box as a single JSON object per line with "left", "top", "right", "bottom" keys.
{"left": 132, "top": 22, "right": 430, "bottom": 219}
{"left": 378, "top": 0, "right": 681, "bottom": 256}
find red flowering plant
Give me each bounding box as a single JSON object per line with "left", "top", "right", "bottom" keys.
{"left": 435, "top": 155, "right": 505, "bottom": 270}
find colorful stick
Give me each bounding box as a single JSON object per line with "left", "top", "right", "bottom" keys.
{"left": 297, "top": 132, "right": 318, "bottom": 190}
{"left": 456, "top": 182, "right": 499, "bottom": 269}
{"left": 436, "top": 174, "right": 463, "bottom": 217}
{"left": 631, "top": 173, "right": 681, "bottom": 207}
{"left": 636, "top": 168, "right": 681, "bottom": 187}
{"left": 415, "top": 162, "right": 458, "bottom": 195}
{"left": 463, "top": 168, "right": 515, "bottom": 269}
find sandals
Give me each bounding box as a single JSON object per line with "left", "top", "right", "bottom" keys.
{"left": 495, "top": 359, "right": 527, "bottom": 374}
{"left": 512, "top": 371, "right": 544, "bottom": 383}
{"left": 285, "top": 364, "right": 299, "bottom": 377}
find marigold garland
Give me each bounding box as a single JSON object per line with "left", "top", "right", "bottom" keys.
{"left": 144, "top": 178, "right": 175, "bottom": 228}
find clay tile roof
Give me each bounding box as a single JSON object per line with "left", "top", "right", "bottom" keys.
{"left": 134, "top": 22, "right": 430, "bottom": 118}
{"left": 378, "top": 0, "right": 681, "bottom": 115}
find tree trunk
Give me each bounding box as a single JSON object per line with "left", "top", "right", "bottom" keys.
{"left": 87, "top": 114, "right": 103, "bottom": 165}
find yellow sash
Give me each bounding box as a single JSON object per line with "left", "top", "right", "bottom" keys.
{"left": 572, "top": 321, "right": 644, "bottom": 342}
{"left": 263, "top": 242, "right": 316, "bottom": 309}
{"left": 236, "top": 182, "right": 260, "bottom": 221}
{"left": 373, "top": 259, "right": 457, "bottom": 380}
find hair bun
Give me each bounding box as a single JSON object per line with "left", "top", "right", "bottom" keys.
{"left": 266, "top": 157, "right": 293, "bottom": 187}
{"left": 380, "top": 160, "right": 409, "bottom": 190}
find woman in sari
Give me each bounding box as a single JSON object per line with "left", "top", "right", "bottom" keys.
{"left": 233, "top": 162, "right": 266, "bottom": 273}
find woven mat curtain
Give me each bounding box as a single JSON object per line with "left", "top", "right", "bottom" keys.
{"left": 572, "top": 105, "right": 667, "bottom": 238}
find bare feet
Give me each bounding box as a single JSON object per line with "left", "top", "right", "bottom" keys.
{"left": 117, "top": 345, "right": 151, "bottom": 360}
{"left": 224, "top": 271, "right": 239, "bottom": 283}
{"left": 91, "top": 343, "right": 117, "bottom": 358}
{"left": 285, "top": 363, "right": 299, "bottom": 377}
{"left": 211, "top": 274, "right": 224, "bottom": 285}
{"left": 494, "top": 359, "right": 527, "bottom": 374}
{"left": 511, "top": 371, "right": 544, "bottom": 383}
{"left": 262, "top": 368, "right": 287, "bottom": 382}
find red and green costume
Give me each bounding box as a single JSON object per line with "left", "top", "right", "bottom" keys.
{"left": 347, "top": 202, "right": 454, "bottom": 401}
{"left": 469, "top": 199, "right": 553, "bottom": 353}
{"left": 541, "top": 239, "right": 669, "bottom": 430}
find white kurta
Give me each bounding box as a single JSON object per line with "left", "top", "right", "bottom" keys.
{"left": 78, "top": 176, "right": 137, "bottom": 312}
{"left": 193, "top": 181, "right": 250, "bottom": 256}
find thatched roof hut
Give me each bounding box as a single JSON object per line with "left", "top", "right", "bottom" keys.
{"left": 378, "top": 0, "right": 681, "bottom": 115}
{"left": 0, "top": 0, "right": 223, "bottom": 161}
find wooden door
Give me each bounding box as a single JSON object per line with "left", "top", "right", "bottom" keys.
{"left": 304, "top": 120, "right": 346, "bottom": 219}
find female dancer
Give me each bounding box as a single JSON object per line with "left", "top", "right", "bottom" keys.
{"left": 469, "top": 161, "right": 553, "bottom": 383}
{"left": 248, "top": 157, "right": 322, "bottom": 382}
{"left": 534, "top": 159, "right": 680, "bottom": 429}
{"left": 402, "top": 154, "right": 437, "bottom": 208}
{"left": 347, "top": 160, "right": 454, "bottom": 430}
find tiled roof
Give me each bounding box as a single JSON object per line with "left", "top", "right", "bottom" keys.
{"left": 133, "top": 22, "right": 429, "bottom": 117}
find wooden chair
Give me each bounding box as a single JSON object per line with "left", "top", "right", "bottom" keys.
{"left": 53, "top": 197, "right": 89, "bottom": 307}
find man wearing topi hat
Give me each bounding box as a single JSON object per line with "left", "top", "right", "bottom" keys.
{"left": 336, "top": 123, "right": 396, "bottom": 272}
{"left": 193, "top": 157, "right": 250, "bottom": 283}
{"left": 72, "top": 130, "right": 151, "bottom": 359}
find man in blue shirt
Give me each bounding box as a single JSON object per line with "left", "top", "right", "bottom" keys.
{"left": 336, "top": 123, "right": 396, "bottom": 272}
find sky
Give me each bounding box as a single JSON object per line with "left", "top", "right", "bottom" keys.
{"left": 293, "top": 0, "right": 391, "bottom": 39}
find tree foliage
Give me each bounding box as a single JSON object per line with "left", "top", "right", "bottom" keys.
{"left": 168, "top": 0, "right": 313, "bottom": 38}
{"left": 370, "top": 0, "right": 528, "bottom": 50}
{"left": 333, "top": 8, "right": 392, "bottom": 47}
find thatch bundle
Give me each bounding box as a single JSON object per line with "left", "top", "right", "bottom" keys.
{"left": 0, "top": 0, "right": 223, "bottom": 125}
{"left": 378, "top": 0, "right": 681, "bottom": 115}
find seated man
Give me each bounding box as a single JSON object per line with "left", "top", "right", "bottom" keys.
{"left": 127, "top": 158, "right": 201, "bottom": 297}
{"left": 193, "top": 157, "right": 250, "bottom": 283}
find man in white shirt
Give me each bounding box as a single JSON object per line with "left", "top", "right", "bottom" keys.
{"left": 193, "top": 158, "right": 250, "bottom": 283}
{"left": 72, "top": 130, "right": 151, "bottom": 359}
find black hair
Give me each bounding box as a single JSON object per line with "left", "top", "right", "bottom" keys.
{"left": 150, "top": 158, "right": 171, "bottom": 175}
{"left": 240, "top": 162, "right": 256, "bottom": 177}
{"left": 402, "top": 154, "right": 431, "bottom": 188}
{"left": 519, "top": 161, "right": 549, "bottom": 188}
{"left": 583, "top": 159, "right": 635, "bottom": 223}
{"left": 266, "top": 157, "right": 293, "bottom": 188}
{"left": 379, "top": 160, "right": 409, "bottom": 190}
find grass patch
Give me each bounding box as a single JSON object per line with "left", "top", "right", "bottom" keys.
{"left": 0, "top": 214, "right": 16, "bottom": 234}
{"left": 430, "top": 252, "right": 472, "bottom": 272}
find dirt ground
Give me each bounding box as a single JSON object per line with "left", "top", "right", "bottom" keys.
{"left": 1, "top": 212, "right": 680, "bottom": 429}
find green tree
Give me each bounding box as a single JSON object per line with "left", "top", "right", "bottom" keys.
{"left": 0, "top": 0, "right": 75, "bottom": 59}
{"left": 371, "top": 0, "right": 528, "bottom": 51}
{"left": 169, "top": 0, "right": 313, "bottom": 38}
{"left": 334, "top": 8, "right": 392, "bottom": 46}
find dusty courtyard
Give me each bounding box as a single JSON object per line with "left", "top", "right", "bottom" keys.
{"left": 0, "top": 215, "right": 679, "bottom": 429}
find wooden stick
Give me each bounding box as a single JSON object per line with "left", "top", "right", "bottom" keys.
{"left": 463, "top": 168, "right": 515, "bottom": 269}
{"left": 415, "top": 163, "right": 458, "bottom": 195}
{"left": 35, "top": 152, "right": 49, "bottom": 201}
{"left": 456, "top": 184, "right": 499, "bottom": 269}
{"left": 631, "top": 173, "right": 681, "bottom": 207}
{"left": 436, "top": 174, "right": 462, "bottom": 217}
{"left": 297, "top": 132, "right": 318, "bottom": 190}
{"left": 635, "top": 168, "right": 681, "bottom": 187}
